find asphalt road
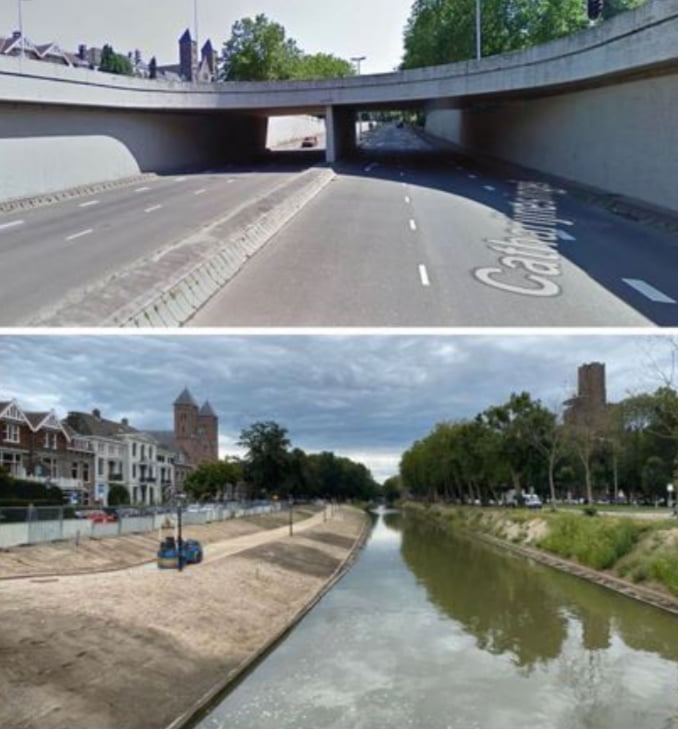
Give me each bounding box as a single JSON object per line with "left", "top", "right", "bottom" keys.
{"left": 191, "top": 124, "right": 678, "bottom": 328}
{"left": 0, "top": 162, "right": 316, "bottom": 326}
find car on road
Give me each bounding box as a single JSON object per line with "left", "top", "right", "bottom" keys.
{"left": 301, "top": 135, "right": 318, "bottom": 148}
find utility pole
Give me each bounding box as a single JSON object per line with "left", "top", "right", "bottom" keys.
{"left": 475, "top": 0, "right": 482, "bottom": 60}
{"left": 194, "top": 0, "right": 199, "bottom": 58}
{"left": 17, "top": 0, "right": 31, "bottom": 73}
{"left": 351, "top": 56, "right": 366, "bottom": 75}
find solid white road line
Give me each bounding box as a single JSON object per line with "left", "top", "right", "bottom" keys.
{"left": 65, "top": 229, "right": 93, "bottom": 242}
{"left": 79, "top": 200, "right": 100, "bottom": 208}
{"left": 227, "top": 179, "right": 235, "bottom": 184}
{"left": 468, "top": 174, "right": 478, "bottom": 180}
{"left": 144, "top": 205, "right": 163, "bottom": 214}
{"left": 623, "top": 279, "right": 676, "bottom": 304}
{"left": 419, "top": 264, "right": 431, "bottom": 287}
{"left": 557, "top": 230, "right": 577, "bottom": 241}
{"left": 135, "top": 187, "right": 150, "bottom": 193}
{"left": 484, "top": 185, "right": 496, "bottom": 192}
{"left": 194, "top": 189, "right": 207, "bottom": 196}
{"left": 174, "top": 177, "right": 187, "bottom": 183}
{"left": 409, "top": 219, "right": 417, "bottom": 232}
{"left": 0, "top": 220, "right": 24, "bottom": 231}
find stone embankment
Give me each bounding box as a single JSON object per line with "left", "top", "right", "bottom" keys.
{"left": 0, "top": 506, "right": 368, "bottom": 729}
{"left": 404, "top": 502, "right": 678, "bottom": 616}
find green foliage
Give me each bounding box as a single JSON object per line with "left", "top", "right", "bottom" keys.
{"left": 292, "top": 53, "right": 355, "bottom": 80}
{"left": 538, "top": 514, "right": 644, "bottom": 569}
{"left": 107, "top": 484, "right": 130, "bottom": 506}
{"left": 99, "top": 44, "right": 134, "bottom": 76}
{"left": 184, "top": 459, "right": 242, "bottom": 501}
{"left": 238, "top": 421, "right": 291, "bottom": 493}
{"left": 382, "top": 476, "right": 403, "bottom": 504}
{"left": 401, "top": 0, "right": 645, "bottom": 69}
{"left": 648, "top": 549, "right": 678, "bottom": 596}
{"left": 0, "top": 473, "right": 66, "bottom": 506}
{"left": 220, "top": 14, "right": 354, "bottom": 81}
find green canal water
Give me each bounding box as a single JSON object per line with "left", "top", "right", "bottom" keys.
{"left": 196, "top": 509, "right": 678, "bottom": 729}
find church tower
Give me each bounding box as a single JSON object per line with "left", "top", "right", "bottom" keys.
{"left": 198, "top": 401, "right": 219, "bottom": 461}
{"left": 179, "top": 29, "right": 197, "bottom": 82}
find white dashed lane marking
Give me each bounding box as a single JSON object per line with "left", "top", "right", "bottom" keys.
{"left": 65, "top": 229, "right": 93, "bottom": 242}
{"left": 135, "top": 187, "right": 150, "bottom": 193}
{"left": 405, "top": 196, "right": 411, "bottom": 204}
{"left": 484, "top": 185, "right": 496, "bottom": 192}
{"left": 557, "top": 230, "right": 577, "bottom": 241}
{"left": 79, "top": 200, "right": 100, "bottom": 208}
{"left": 623, "top": 279, "right": 676, "bottom": 304}
{"left": 419, "top": 264, "right": 431, "bottom": 287}
{"left": 409, "top": 219, "right": 417, "bottom": 232}
{"left": 174, "top": 177, "right": 187, "bottom": 183}
{"left": 194, "top": 189, "right": 207, "bottom": 196}
{"left": 144, "top": 205, "right": 163, "bottom": 214}
{"left": 0, "top": 220, "right": 24, "bottom": 231}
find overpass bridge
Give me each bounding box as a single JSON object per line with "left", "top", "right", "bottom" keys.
{"left": 1, "top": 0, "right": 677, "bottom": 211}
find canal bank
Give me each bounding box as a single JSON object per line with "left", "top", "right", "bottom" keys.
{"left": 403, "top": 502, "right": 678, "bottom": 615}
{"left": 191, "top": 508, "right": 678, "bottom": 729}
{"left": 0, "top": 506, "right": 368, "bottom": 729}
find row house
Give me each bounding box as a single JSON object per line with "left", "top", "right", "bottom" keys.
{"left": 0, "top": 399, "right": 94, "bottom": 504}
{"left": 64, "top": 410, "right": 184, "bottom": 506}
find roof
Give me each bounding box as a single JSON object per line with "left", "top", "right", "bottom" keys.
{"left": 199, "top": 401, "right": 216, "bottom": 417}
{"left": 174, "top": 388, "right": 198, "bottom": 407}
{"left": 145, "top": 430, "right": 176, "bottom": 449}
{"left": 179, "top": 29, "right": 192, "bottom": 44}
{"left": 65, "top": 411, "right": 138, "bottom": 438}
{"left": 201, "top": 39, "right": 213, "bottom": 54}
{"left": 24, "top": 412, "right": 49, "bottom": 429}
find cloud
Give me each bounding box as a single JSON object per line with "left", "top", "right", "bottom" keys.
{"left": 1, "top": 334, "right": 674, "bottom": 481}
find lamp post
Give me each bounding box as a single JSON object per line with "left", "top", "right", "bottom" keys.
{"left": 475, "top": 0, "right": 482, "bottom": 60}
{"left": 193, "top": 0, "right": 199, "bottom": 56}
{"left": 351, "top": 56, "right": 366, "bottom": 75}
{"left": 176, "top": 492, "right": 186, "bottom": 571}
{"left": 668, "top": 483, "right": 675, "bottom": 512}
{"left": 17, "top": 0, "right": 31, "bottom": 73}
{"left": 288, "top": 495, "right": 294, "bottom": 537}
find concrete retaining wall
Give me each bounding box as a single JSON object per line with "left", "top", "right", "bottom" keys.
{"left": 426, "top": 72, "right": 678, "bottom": 213}
{"left": 0, "top": 103, "right": 268, "bottom": 203}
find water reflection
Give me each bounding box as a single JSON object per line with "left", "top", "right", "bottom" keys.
{"left": 195, "top": 509, "right": 678, "bottom": 729}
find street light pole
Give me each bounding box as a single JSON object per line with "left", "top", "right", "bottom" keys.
{"left": 475, "top": 0, "right": 482, "bottom": 60}
{"left": 17, "top": 0, "right": 30, "bottom": 73}
{"left": 288, "top": 496, "right": 293, "bottom": 537}
{"left": 668, "top": 483, "right": 675, "bottom": 513}
{"left": 193, "top": 0, "right": 199, "bottom": 56}
{"left": 351, "top": 56, "right": 366, "bottom": 75}
{"left": 176, "top": 493, "right": 185, "bottom": 571}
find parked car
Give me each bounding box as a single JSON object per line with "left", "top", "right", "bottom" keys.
{"left": 301, "top": 135, "right": 318, "bottom": 148}
{"left": 524, "top": 494, "right": 543, "bottom": 510}
{"left": 87, "top": 510, "right": 117, "bottom": 523}
{"left": 157, "top": 537, "right": 203, "bottom": 569}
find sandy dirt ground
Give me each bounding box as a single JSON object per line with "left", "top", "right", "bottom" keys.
{"left": 0, "top": 507, "right": 366, "bottom": 729}
{"left": 0, "top": 508, "right": 318, "bottom": 579}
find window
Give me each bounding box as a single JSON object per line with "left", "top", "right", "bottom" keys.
{"left": 132, "top": 443, "right": 137, "bottom": 458}
{"left": 2, "top": 424, "right": 20, "bottom": 443}
{"left": 98, "top": 459, "right": 104, "bottom": 476}
{"left": 72, "top": 462, "right": 79, "bottom": 479}
{"left": 43, "top": 431, "right": 58, "bottom": 449}
{"left": 140, "top": 445, "right": 145, "bottom": 461}
{"left": 1, "top": 452, "right": 22, "bottom": 475}
{"left": 83, "top": 463, "right": 90, "bottom": 481}
{"left": 97, "top": 443, "right": 105, "bottom": 454}
{"left": 132, "top": 464, "right": 137, "bottom": 478}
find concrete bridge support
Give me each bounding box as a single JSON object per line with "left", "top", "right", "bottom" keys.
{"left": 0, "top": 104, "right": 268, "bottom": 202}
{"left": 325, "top": 106, "right": 357, "bottom": 163}
{"left": 425, "top": 72, "right": 678, "bottom": 214}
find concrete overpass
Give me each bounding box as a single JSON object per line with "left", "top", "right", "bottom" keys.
{"left": 1, "top": 0, "right": 677, "bottom": 210}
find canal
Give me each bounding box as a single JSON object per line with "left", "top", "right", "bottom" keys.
{"left": 195, "top": 509, "right": 678, "bottom": 729}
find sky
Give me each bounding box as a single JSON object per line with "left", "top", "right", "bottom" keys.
{"left": 0, "top": 0, "right": 415, "bottom": 73}
{"left": 1, "top": 334, "right": 674, "bottom": 482}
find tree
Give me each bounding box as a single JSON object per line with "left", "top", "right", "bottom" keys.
{"left": 382, "top": 476, "right": 403, "bottom": 504}
{"left": 108, "top": 484, "right": 130, "bottom": 506}
{"left": 184, "top": 459, "right": 242, "bottom": 501}
{"left": 220, "top": 15, "right": 355, "bottom": 82}
{"left": 292, "top": 53, "right": 354, "bottom": 80}
{"left": 221, "top": 15, "right": 302, "bottom": 81}
{"left": 238, "top": 421, "right": 291, "bottom": 494}
{"left": 99, "top": 44, "right": 134, "bottom": 76}
{"left": 401, "top": 0, "right": 596, "bottom": 69}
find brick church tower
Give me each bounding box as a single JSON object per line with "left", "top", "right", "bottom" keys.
{"left": 173, "top": 388, "right": 218, "bottom": 465}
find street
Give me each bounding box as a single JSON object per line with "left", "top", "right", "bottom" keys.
{"left": 191, "top": 124, "right": 678, "bottom": 327}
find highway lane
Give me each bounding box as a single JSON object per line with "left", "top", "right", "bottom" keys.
{"left": 0, "top": 163, "right": 314, "bottom": 325}
{"left": 190, "top": 124, "right": 677, "bottom": 327}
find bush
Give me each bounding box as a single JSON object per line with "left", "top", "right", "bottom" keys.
{"left": 538, "top": 514, "right": 644, "bottom": 570}
{"left": 648, "top": 550, "right": 678, "bottom": 596}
